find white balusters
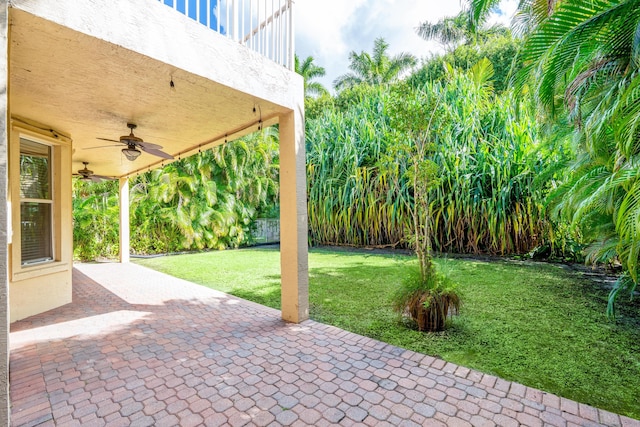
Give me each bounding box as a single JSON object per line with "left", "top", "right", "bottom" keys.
{"left": 159, "top": 0, "right": 293, "bottom": 69}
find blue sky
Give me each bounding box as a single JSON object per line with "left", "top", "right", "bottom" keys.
{"left": 294, "top": 0, "right": 517, "bottom": 92}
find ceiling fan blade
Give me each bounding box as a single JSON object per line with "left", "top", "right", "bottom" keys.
{"left": 89, "top": 175, "right": 115, "bottom": 182}
{"left": 84, "top": 144, "right": 120, "bottom": 150}
{"left": 96, "top": 137, "right": 122, "bottom": 143}
{"left": 92, "top": 175, "right": 114, "bottom": 181}
{"left": 139, "top": 146, "right": 174, "bottom": 159}
{"left": 137, "top": 140, "right": 164, "bottom": 150}
{"left": 72, "top": 175, "right": 111, "bottom": 182}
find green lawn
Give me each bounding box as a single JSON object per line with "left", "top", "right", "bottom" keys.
{"left": 134, "top": 246, "right": 640, "bottom": 419}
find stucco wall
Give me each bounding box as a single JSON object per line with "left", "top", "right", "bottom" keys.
{"left": 9, "top": 270, "right": 71, "bottom": 322}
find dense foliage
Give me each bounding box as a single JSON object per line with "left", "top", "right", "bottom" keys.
{"left": 306, "top": 61, "right": 566, "bottom": 256}
{"left": 306, "top": 85, "right": 406, "bottom": 247}
{"left": 410, "top": 30, "right": 521, "bottom": 93}
{"left": 73, "top": 132, "right": 279, "bottom": 260}
{"left": 75, "top": 35, "right": 572, "bottom": 261}
{"left": 73, "top": 180, "right": 120, "bottom": 260}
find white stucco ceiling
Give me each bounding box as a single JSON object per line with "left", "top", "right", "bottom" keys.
{"left": 9, "top": 5, "right": 299, "bottom": 179}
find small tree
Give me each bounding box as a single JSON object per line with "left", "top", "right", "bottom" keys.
{"left": 386, "top": 81, "right": 461, "bottom": 331}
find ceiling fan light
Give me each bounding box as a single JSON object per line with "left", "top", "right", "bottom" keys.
{"left": 122, "top": 147, "right": 141, "bottom": 161}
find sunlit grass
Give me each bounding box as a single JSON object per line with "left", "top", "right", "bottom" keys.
{"left": 134, "top": 246, "right": 640, "bottom": 419}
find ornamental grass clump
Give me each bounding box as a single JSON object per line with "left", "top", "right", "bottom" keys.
{"left": 392, "top": 268, "right": 460, "bottom": 332}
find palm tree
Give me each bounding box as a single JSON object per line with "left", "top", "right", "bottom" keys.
{"left": 469, "top": 0, "right": 559, "bottom": 35}
{"left": 333, "top": 37, "right": 417, "bottom": 92}
{"left": 417, "top": 12, "right": 470, "bottom": 53}
{"left": 478, "top": 0, "right": 640, "bottom": 313}
{"left": 418, "top": 9, "right": 509, "bottom": 53}
{"left": 128, "top": 131, "right": 279, "bottom": 252}
{"left": 73, "top": 179, "right": 119, "bottom": 260}
{"left": 294, "top": 54, "right": 329, "bottom": 98}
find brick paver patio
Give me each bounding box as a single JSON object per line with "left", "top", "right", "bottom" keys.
{"left": 9, "top": 263, "right": 640, "bottom": 426}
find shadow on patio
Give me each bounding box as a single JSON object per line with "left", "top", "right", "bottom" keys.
{"left": 9, "top": 263, "right": 639, "bottom": 426}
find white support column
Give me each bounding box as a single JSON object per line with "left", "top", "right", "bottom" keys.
{"left": 0, "top": 3, "right": 9, "bottom": 424}
{"left": 279, "top": 107, "right": 309, "bottom": 323}
{"left": 119, "top": 177, "right": 130, "bottom": 263}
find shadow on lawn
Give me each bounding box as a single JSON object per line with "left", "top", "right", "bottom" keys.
{"left": 227, "top": 259, "right": 413, "bottom": 319}
{"left": 230, "top": 274, "right": 282, "bottom": 309}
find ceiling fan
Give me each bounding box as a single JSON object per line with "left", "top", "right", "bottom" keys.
{"left": 74, "top": 162, "right": 112, "bottom": 182}
{"left": 92, "top": 123, "right": 174, "bottom": 161}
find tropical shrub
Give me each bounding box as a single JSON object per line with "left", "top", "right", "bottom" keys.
{"left": 73, "top": 179, "right": 119, "bottom": 260}
{"left": 427, "top": 61, "right": 552, "bottom": 255}
{"left": 489, "top": 0, "right": 640, "bottom": 313}
{"left": 73, "top": 131, "right": 279, "bottom": 258}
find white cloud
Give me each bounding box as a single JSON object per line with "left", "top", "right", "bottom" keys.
{"left": 486, "top": 0, "right": 518, "bottom": 26}
{"left": 295, "top": 0, "right": 517, "bottom": 92}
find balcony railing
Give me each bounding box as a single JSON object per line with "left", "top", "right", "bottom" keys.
{"left": 159, "top": 0, "right": 294, "bottom": 70}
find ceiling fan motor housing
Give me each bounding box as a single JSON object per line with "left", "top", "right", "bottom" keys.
{"left": 79, "top": 162, "right": 93, "bottom": 176}
{"left": 120, "top": 135, "right": 143, "bottom": 145}
{"left": 91, "top": 123, "right": 173, "bottom": 161}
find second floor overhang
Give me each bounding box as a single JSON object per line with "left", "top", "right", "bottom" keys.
{"left": 9, "top": 0, "right": 303, "bottom": 178}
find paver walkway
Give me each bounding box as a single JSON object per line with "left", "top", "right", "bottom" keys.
{"left": 9, "top": 263, "right": 640, "bottom": 427}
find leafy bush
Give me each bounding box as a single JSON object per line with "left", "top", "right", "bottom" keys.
{"left": 73, "top": 180, "right": 119, "bottom": 261}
